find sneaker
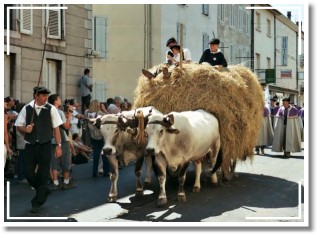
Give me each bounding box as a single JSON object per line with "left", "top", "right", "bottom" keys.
{"left": 50, "top": 184, "right": 62, "bottom": 191}
{"left": 62, "top": 182, "right": 77, "bottom": 190}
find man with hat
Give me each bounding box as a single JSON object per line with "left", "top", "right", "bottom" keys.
{"left": 270, "top": 95, "right": 279, "bottom": 129}
{"left": 271, "top": 96, "right": 303, "bottom": 158}
{"left": 141, "top": 37, "right": 192, "bottom": 80}
{"left": 15, "top": 86, "right": 63, "bottom": 213}
{"left": 199, "top": 38, "right": 228, "bottom": 71}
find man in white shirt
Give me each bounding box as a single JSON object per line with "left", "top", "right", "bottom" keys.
{"left": 165, "top": 37, "right": 191, "bottom": 64}
{"left": 15, "top": 86, "right": 63, "bottom": 213}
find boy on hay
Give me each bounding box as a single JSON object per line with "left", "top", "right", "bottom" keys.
{"left": 271, "top": 96, "right": 303, "bottom": 158}
{"left": 199, "top": 38, "right": 228, "bottom": 72}
{"left": 141, "top": 45, "right": 191, "bottom": 80}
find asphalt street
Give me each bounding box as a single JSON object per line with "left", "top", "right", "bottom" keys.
{"left": 4, "top": 143, "right": 305, "bottom": 225}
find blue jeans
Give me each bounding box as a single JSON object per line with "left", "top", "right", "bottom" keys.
{"left": 91, "top": 138, "right": 109, "bottom": 176}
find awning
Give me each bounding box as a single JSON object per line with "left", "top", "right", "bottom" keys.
{"left": 275, "top": 93, "right": 284, "bottom": 98}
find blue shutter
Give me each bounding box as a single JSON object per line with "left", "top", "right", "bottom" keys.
{"left": 95, "top": 16, "right": 107, "bottom": 58}
{"left": 202, "top": 33, "right": 209, "bottom": 52}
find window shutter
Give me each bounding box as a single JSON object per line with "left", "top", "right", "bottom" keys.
{"left": 46, "top": 4, "right": 61, "bottom": 39}
{"left": 92, "top": 81, "right": 107, "bottom": 102}
{"left": 220, "top": 5, "right": 225, "bottom": 23}
{"left": 202, "top": 4, "right": 209, "bottom": 16}
{"left": 230, "top": 5, "right": 235, "bottom": 28}
{"left": 246, "top": 12, "right": 251, "bottom": 36}
{"left": 177, "top": 23, "right": 186, "bottom": 47}
{"left": 20, "top": 4, "right": 33, "bottom": 35}
{"left": 94, "top": 16, "right": 107, "bottom": 58}
{"left": 202, "top": 33, "right": 209, "bottom": 52}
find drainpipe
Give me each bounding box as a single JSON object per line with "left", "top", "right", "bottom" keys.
{"left": 144, "top": 4, "right": 152, "bottom": 69}
{"left": 274, "top": 14, "right": 276, "bottom": 85}
{"left": 296, "top": 28, "right": 299, "bottom": 104}
{"left": 251, "top": 4, "right": 254, "bottom": 71}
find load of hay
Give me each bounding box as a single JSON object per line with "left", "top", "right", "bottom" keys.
{"left": 133, "top": 63, "right": 264, "bottom": 177}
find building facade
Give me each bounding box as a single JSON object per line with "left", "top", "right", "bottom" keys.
{"left": 4, "top": 4, "right": 92, "bottom": 103}
{"left": 91, "top": 4, "right": 219, "bottom": 102}
{"left": 4, "top": 4, "right": 305, "bottom": 108}
{"left": 217, "top": 4, "right": 252, "bottom": 67}
{"left": 252, "top": 5, "right": 304, "bottom": 106}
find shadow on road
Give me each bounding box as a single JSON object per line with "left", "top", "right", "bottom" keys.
{"left": 116, "top": 172, "right": 304, "bottom": 222}
{"left": 5, "top": 161, "right": 303, "bottom": 223}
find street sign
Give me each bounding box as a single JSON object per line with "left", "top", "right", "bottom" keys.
{"left": 265, "top": 69, "right": 276, "bottom": 84}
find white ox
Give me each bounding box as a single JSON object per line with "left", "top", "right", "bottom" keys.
{"left": 145, "top": 109, "right": 222, "bottom": 207}
{"left": 94, "top": 107, "right": 160, "bottom": 202}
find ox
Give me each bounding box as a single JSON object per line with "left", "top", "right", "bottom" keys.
{"left": 145, "top": 109, "right": 222, "bottom": 207}
{"left": 93, "top": 107, "right": 160, "bottom": 202}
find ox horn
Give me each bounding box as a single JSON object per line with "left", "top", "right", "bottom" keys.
{"left": 92, "top": 117, "right": 102, "bottom": 129}
{"left": 117, "top": 115, "right": 128, "bottom": 130}
{"left": 163, "top": 114, "right": 174, "bottom": 127}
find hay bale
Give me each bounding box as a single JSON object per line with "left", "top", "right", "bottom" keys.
{"left": 133, "top": 63, "right": 264, "bottom": 176}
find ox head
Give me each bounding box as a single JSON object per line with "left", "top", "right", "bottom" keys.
{"left": 145, "top": 113, "right": 180, "bottom": 155}
{"left": 98, "top": 114, "right": 133, "bottom": 156}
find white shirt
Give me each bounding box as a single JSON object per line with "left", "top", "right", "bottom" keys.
{"left": 165, "top": 48, "right": 192, "bottom": 63}
{"left": 15, "top": 100, "right": 63, "bottom": 129}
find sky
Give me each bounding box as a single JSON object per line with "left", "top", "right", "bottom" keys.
{"left": 270, "top": 4, "right": 305, "bottom": 23}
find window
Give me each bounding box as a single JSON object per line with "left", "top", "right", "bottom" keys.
{"left": 20, "top": 4, "right": 33, "bottom": 35}
{"left": 267, "top": 57, "right": 271, "bottom": 69}
{"left": 246, "top": 11, "right": 251, "bottom": 36}
{"left": 246, "top": 51, "right": 250, "bottom": 68}
{"left": 230, "top": 45, "right": 234, "bottom": 64}
{"left": 202, "top": 4, "right": 209, "bottom": 16}
{"left": 238, "top": 7, "right": 243, "bottom": 32}
{"left": 267, "top": 19, "right": 271, "bottom": 37}
{"left": 230, "top": 5, "right": 235, "bottom": 28}
{"left": 256, "top": 53, "right": 260, "bottom": 69}
{"left": 219, "top": 5, "right": 225, "bottom": 23}
{"left": 4, "top": 4, "right": 15, "bottom": 30}
{"left": 46, "top": 4, "right": 64, "bottom": 39}
{"left": 202, "top": 33, "right": 209, "bottom": 52}
{"left": 238, "top": 48, "right": 242, "bottom": 63}
{"left": 299, "top": 54, "right": 304, "bottom": 67}
{"left": 93, "top": 16, "right": 108, "bottom": 58}
{"left": 177, "top": 23, "right": 186, "bottom": 47}
{"left": 220, "top": 41, "right": 224, "bottom": 53}
{"left": 256, "top": 12, "right": 261, "bottom": 31}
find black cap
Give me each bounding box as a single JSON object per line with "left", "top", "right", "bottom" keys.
{"left": 166, "top": 37, "right": 177, "bottom": 47}
{"left": 33, "top": 86, "right": 51, "bottom": 94}
{"left": 282, "top": 97, "right": 290, "bottom": 102}
{"left": 209, "top": 38, "right": 220, "bottom": 45}
{"left": 270, "top": 97, "right": 277, "bottom": 102}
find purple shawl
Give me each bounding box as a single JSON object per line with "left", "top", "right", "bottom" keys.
{"left": 276, "top": 106, "right": 299, "bottom": 118}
